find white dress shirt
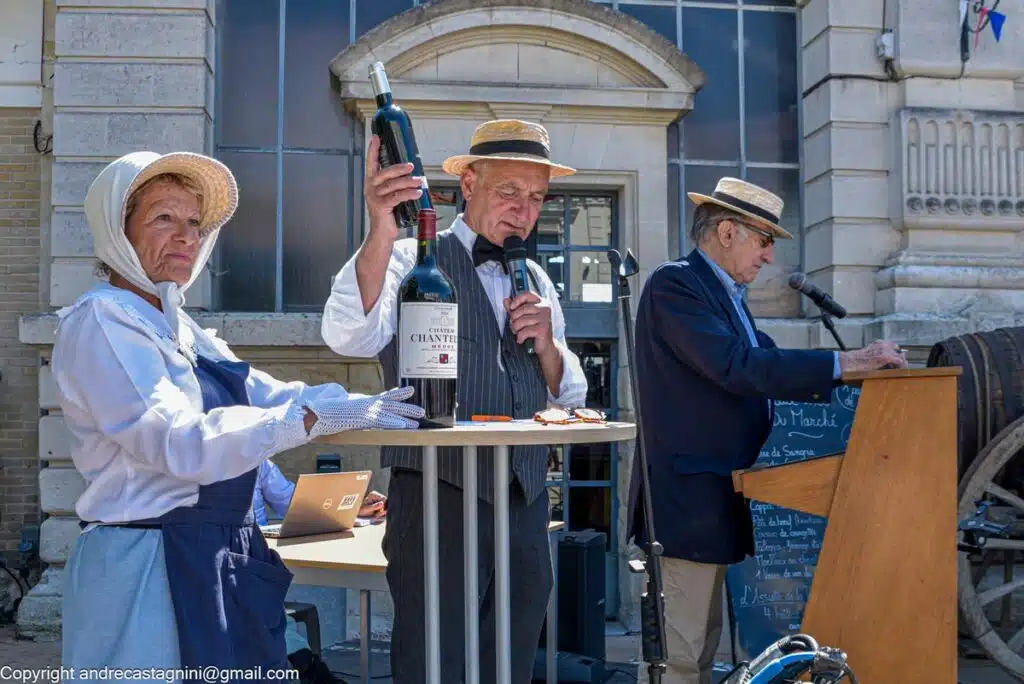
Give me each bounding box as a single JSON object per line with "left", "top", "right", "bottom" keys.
{"left": 53, "top": 282, "right": 340, "bottom": 525}
{"left": 321, "top": 215, "right": 588, "bottom": 409}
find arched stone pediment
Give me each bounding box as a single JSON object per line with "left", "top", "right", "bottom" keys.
{"left": 329, "top": 0, "right": 704, "bottom": 124}
{"left": 388, "top": 25, "right": 668, "bottom": 89}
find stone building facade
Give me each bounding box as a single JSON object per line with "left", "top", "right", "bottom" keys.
{"left": 3, "top": 0, "right": 1023, "bottom": 646}
{"left": 0, "top": 0, "right": 45, "bottom": 576}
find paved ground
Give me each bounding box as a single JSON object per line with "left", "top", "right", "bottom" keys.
{"left": 2, "top": 625, "right": 1019, "bottom": 683}
{"left": 0, "top": 626, "right": 61, "bottom": 676}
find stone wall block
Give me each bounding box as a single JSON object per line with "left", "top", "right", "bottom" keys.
{"left": 39, "top": 516, "right": 81, "bottom": 565}
{"left": 803, "top": 266, "right": 877, "bottom": 317}
{"left": 50, "top": 260, "right": 101, "bottom": 308}
{"left": 52, "top": 111, "right": 207, "bottom": 157}
{"left": 39, "top": 364, "right": 59, "bottom": 410}
{"left": 802, "top": 28, "right": 885, "bottom": 94}
{"left": 54, "top": 61, "right": 208, "bottom": 108}
{"left": 221, "top": 314, "right": 325, "bottom": 347}
{"left": 802, "top": 79, "right": 893, "bottom": 136}
{"left": 39, "top": 414, "right": 72, "bottom": 463}
{"left": 902, "top": 77, "right": 1019, "bottom": 111}
{"left": 15, "top": 567, "right": 64, "bottom": 641}
{"left": 804, "top": 221, "right": 899, "bottom": 273}
{"left": 804, "top": 173, "right": 889, "bottom": 227}
{"left": 52, "top": 160, "right": 108, "bottom": 207}
{"left": 804, "top": 124, "right": 888, "bottom": 182}
{"left": 346, "top": 363, "right": 384, "bottom": 394}
{"left": 40, "top": 467, "right": 86, "bottom": 515}
{"left": 51, "top": 210, "right": 92, "bottom": 257}
{"left": 56, "top": 10, "right": 208, "bottom": 59}
{"left": 895, "top": 0, "right": 1024, "bottom": 80}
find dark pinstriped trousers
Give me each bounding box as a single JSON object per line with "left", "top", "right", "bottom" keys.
{"left": 381, "top": 468, "right": 553, "bottom": 684}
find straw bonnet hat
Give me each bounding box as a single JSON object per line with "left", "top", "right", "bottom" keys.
{"left": 688, "top": 176, "right": 793, "bottom": 240}
{"left": 120, "top": 151, "right": 238, "bottom": 237}
{"left": 442, "top": 119, "right": 576, "bottom": 178}
{"left": 83, "top": 151, "right": 239, "bottom": 347}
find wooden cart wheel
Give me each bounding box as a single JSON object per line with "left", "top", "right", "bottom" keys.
{"left": 958, "top": 414, "right": 1024, "bottom": 680}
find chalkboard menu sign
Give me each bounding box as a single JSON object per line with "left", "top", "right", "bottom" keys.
{"left": 724, "top": 384, "right": 861, "bottom": 658}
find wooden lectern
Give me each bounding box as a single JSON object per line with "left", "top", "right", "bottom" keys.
{"left": 732, "top": 367, "right": 962, "bottom": 683}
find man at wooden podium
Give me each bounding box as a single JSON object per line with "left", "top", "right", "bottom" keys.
{"left": 626, "top": 177, "right": 907, "bottom": 684}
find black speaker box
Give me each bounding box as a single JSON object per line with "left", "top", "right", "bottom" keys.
{"left": 539, "top": 529, "right": 607, "bottom": 662}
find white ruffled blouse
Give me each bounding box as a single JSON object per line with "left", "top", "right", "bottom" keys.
{"left": 53, "top": 282, "right": 339, "bottom": 525}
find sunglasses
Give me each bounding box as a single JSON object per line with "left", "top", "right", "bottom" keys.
{"left": 737, "top": 221, "right": 775, "bottom": 248}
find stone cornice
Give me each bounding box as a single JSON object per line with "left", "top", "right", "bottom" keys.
{"left": 875, "top": 252, "right": 1024, "bottom": 290}
{"left": 19, "top": 311, "right": 964, "bottom": 351}
{"left": 26, "top": 310, "right": 1018, "bottom": 352}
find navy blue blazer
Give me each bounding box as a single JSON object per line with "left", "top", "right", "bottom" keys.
{"left": 626, "top": 249, "right": 837, "bottom": 565}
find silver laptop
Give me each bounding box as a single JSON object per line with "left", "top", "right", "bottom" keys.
{"left": 260, "top": 471, "right": 372, "bottom": 539}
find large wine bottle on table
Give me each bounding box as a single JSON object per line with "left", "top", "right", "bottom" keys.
{"left": 368, "top": 61, "right": 432, "bottom": 234}
{"left": 397, "top": 209, "right": 458, "bottom": 428}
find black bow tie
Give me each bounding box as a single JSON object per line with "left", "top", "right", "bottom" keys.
{"left": 472, "top": 235, "right": 507, "bottom": 271}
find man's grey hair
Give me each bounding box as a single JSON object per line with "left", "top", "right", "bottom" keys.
{"left": 690, "top": 203, "right": 748, "bottom": 246}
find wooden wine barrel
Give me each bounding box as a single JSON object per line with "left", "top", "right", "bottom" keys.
{"left": 927, "top": 326, "right": 1024, "bottom": 482}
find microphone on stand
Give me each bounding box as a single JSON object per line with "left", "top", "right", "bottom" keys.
{"left": 788, "top": 272, "right": 848, "bottom": 350}
{"left": 503, "top": 235, "right": 536, "bottom": 355}
{"left": 788, "top": 273, "right": 847, "bottom": 319}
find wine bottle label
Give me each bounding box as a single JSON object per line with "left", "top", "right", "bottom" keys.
{"left": 399, "top": 302, "right": 458, "bottom": 379}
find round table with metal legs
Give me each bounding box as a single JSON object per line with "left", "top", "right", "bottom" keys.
{"left": 318, "top": 419, "right": 637, "bottom": 684}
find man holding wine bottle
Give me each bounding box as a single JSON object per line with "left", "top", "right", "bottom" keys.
{"left": 321, "top": 118, "right": 588, "bottom": 683}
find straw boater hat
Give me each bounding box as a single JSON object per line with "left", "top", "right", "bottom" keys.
{"left": 688, "top": 177, "right": 793, "bottom": 240}
{"left": 442, "top": 119, "right": 576, "bottom": 178}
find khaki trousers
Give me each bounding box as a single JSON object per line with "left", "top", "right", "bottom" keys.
{"left": 639, "top": 558, "right": 728, "bottom": 684}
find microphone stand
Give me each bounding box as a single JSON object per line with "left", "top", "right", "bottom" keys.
{"left": 819, "top": 311, "right": 847, "bottom": 351}
{"left": 607, "top": 248, "right": 667, "bottom": 683}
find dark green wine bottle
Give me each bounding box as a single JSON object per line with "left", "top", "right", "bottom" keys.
{"left": 369, "top": 61, "right": 433, "bottom": 234}
{"left": 397, "top": 209, "right": 458, "bottom": 428}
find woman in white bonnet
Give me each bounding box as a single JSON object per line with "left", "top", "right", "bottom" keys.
{"left": 54, "top": 151, "right": 423, "bottom": 683}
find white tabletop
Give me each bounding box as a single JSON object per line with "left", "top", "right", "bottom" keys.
{"left": 265, "top": 520, "right": 567, "bottom": 573}
{"left": 315, "top": 419, "right": 636, "bottom": 447}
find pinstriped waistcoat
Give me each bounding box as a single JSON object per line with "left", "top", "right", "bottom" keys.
{"left": 378, "top": 230, "right": 550, "bottom": 505}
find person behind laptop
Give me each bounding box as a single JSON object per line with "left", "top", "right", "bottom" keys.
{"left": 253, "top": 459, "right": 386, "bottom": 529}
{"left": 252, "top": 459, "right": 386, "bottom": 684}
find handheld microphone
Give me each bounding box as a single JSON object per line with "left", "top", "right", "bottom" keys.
{"left": 788, "top": 272, "right": 847, "bottom": 319}
{"left": 503, "top": 235, "right": 536, "bottom": 354}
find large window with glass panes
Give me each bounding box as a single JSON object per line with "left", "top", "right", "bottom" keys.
{"left": 215, "top": 0, "right": 799, "bottom": 316}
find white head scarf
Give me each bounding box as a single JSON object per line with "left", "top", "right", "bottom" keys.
{"left": 83, "top": 151, "right": 239, "bottom": 350}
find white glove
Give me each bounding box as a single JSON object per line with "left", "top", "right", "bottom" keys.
{"left": 305, "top": 385, "right": 425, "bottom": 438}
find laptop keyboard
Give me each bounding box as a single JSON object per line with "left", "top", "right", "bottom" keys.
{"left": 260, "top": 524, "right": 282, "bottom": 538}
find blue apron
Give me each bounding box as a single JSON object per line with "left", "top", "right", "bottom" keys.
{"left": 84, "top": 355, "right": 293, "bottom": 679}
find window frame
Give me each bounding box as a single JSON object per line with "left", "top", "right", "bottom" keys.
{"left": 211, "top": 0, "right": 375, "bottom": 313}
